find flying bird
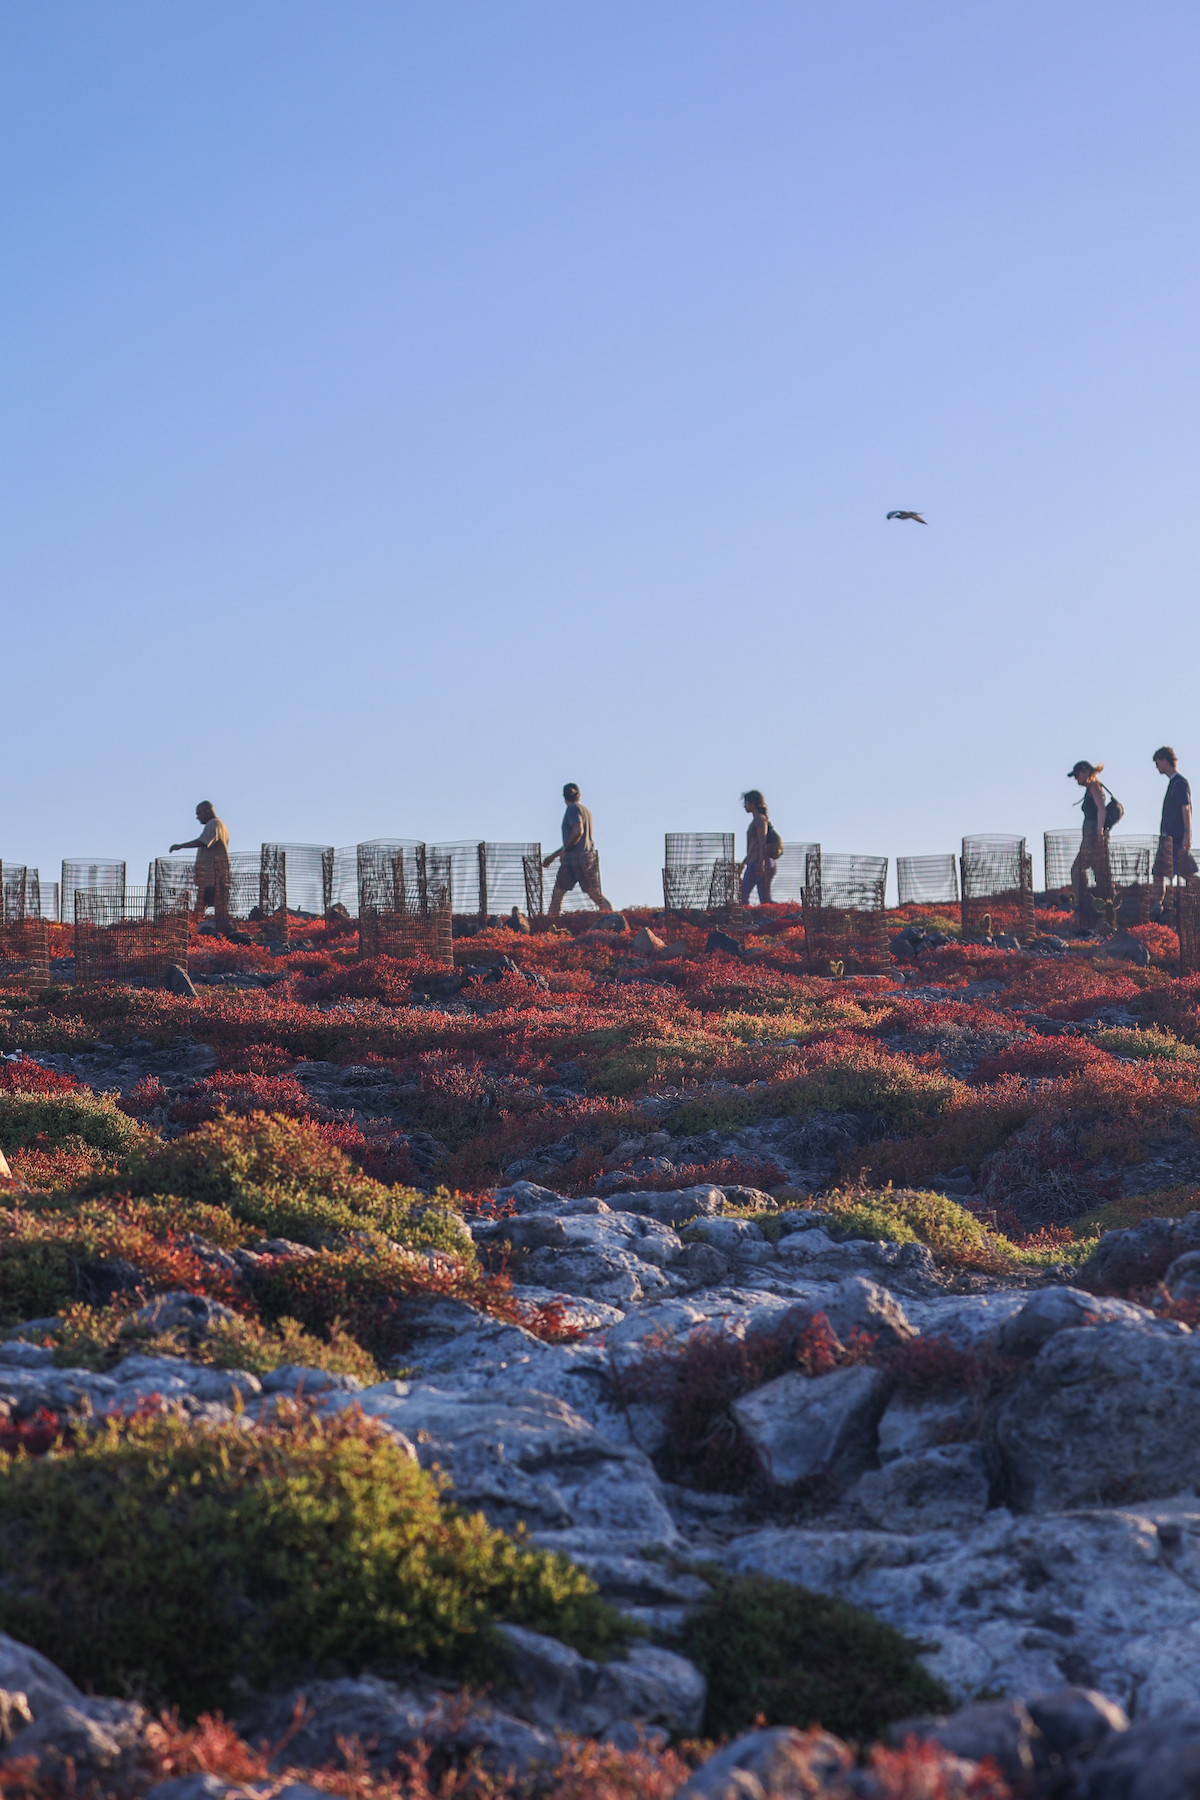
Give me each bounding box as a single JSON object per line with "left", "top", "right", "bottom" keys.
{"left": 887, "top": 511, "right": 927, "bottom": 524}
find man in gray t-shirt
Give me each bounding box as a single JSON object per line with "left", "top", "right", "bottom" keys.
{"left": 543, "top": 783, "right": 613, "bottom": 918}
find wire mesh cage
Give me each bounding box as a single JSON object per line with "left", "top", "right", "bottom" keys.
{"left": 1044, "top": 832, "right": 1077, "bottom": 895}
{"left": 1, "top": 866, "right": 28, "bottom": 925}
{"left": 61, "top": 860, "right": 125, "bottom": 924}
{"left": 356, "top": 840, "right": 451, "bottom": 965}
{"left": 328, "top": 847, "right": 359, "bottom": 918}
{"left": 665, "top": 833, "right": 736, "bottom": 869}
{"left": 263, "top": 844, "right": 332, "bottom": 917}
{"left": 770, "top": 842, "right": 819, "bottom": 905}
{"left": 960, "top": 837, "right": 1035, "bottom": 940}
{"left": 897, "top": 854, "right": 959, "bottom": 907}
{"left": 75, "top": 887, "right": 189, "bottom": 986}
{"left": 802, "top": 849, "right": 888, "bottom": 974}
{"left": 148, "top": 857, "right": 198, "bottom": 919}
{"left": 1179, "top": 887, "right": 1200, "bottom": 975}
{"left": 222, "top": 848, "right": 288, "bottom": 945}
{"left": 663, "top": 832, "right": 741, "bottom": 920}
{"left": 15, "top": 874, "right": 54, "bottom": 922}
{"left": 0, "top": 919, "right": 50, "bottom": 993}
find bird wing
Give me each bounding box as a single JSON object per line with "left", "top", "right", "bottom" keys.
{"left": 912, "top": 513, "right": 927, "bottom": 524}
{"left": 886, "top": 511, "right": 902, "bottom": 519}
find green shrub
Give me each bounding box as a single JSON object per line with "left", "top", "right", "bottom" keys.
{"left": 112, "top": 1113, "right": 473, "bottom": 1257}
{"left": 0, "top": 1409, "right": 630, "bottom": 1716}
{"left": 682, "top": 1571, "right": 949, "bottom": 1743}
{"left": 821, "top": 1187, "right": 1002, "bottom": 1263}
{"left": 0, "top": 1090, "right": 151, "bottom": 1161}
{"left": 53, "top": 1304, "right": 382, "bottom": 1382}
{"left": 1092, "top": 1027, "right": 1200, "bottom": 1063}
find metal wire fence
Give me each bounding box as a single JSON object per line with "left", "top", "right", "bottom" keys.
{"left": 0, "top": 920, "right": 50, "bottom": 993}
{"left": 802, "top": 849, "right": 888, "bottom": 974}
{"left": 61, "top": 860, "right": 125, "bottom": 924}
{"left": 329, "top": 847, "right": 359, "bottom": 917}
{"left": 356, "top": 840, "right": 451, "bottom": 965}
{"left": 897, "top": 854, "right": 959, "bottom": 907}
{"left": 1178, "top": 887, "right": 1200, "bottom": 974}
{"left": 75, "top": 887, "right": 189, "bottom": 986}
{"left": 427, "top": 841, "right": 544, "bottom": 919}
{"left": 959, "top": 837, "right": 1035, "bottom": 940}
{"left": 2, "top": 866, "right": 29, "bottom": 925}
{"left": 263, "top": 844, "right": 332, "bottom": 917}
{"left": 770, "top": 842, "right": 819, "bottom": 905}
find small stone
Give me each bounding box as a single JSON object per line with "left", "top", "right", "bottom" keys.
{"left": 164, "top": 964, "right": 197, "bottom": 998}
{"left": 631, "top": 926, "right": 666, "bottom": 953}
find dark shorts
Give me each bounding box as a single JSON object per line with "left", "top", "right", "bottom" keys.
{"left": 1154, "top": 836, "right": 1198, "bottom": 880}
{"left": 554, "top": 849, "right": 600, "bottom": 892}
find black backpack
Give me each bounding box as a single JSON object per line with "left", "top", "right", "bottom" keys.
{"left": 1102, "top": 785, "right": 1124, "bottom": 831}
{"left": 764, "top": 822, "right": 783, "bottom": 858}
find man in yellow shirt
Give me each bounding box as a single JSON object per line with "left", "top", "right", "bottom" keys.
{"left": 170, "top": 802, "right": 230, "bottom": 927}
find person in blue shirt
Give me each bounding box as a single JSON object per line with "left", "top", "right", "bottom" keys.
{"left": 1151, "top": 746, "right": 1198, "bottom": 916}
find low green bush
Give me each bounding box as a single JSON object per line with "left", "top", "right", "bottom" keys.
{"left": 820, "top": 1186, "right": 1001, "bottom": 1262}
{"left": 682, "top": 1570, "right": 949, "bottom": 1743}
{"left": 112, "top": 1113, "right": 473, "bottom": 1257}
{"left": 1092, "top": 1027, "right": 1200, "bottom": 1063}
{"left": 0, "top": 1409, "right": 630, "bottom": 1715}
{"left": 53, "top": 1304, "right": 382, "bottom": 1381}
{"left": 0, "top": 1090, "right": 151, "bottom": 1161}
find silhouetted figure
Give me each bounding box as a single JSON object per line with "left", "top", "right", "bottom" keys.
{"left": 1151, "top": 746, "right": 1198, "bottom": 915}
{"left": 1068, "top": 761, "right": 1113, "bottom": 930}
{"left": 170, "top": 801, "right": 230, "bottom": 927}
{"left": 739, "top": 789, "right": 779, "bottom": 905}
{"left": 543, "top": 784, "right": 613, "bottom": 919}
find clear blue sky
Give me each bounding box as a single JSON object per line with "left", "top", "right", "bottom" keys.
{"left": 2, "top": 4, "right": 1198, "bottom": 906}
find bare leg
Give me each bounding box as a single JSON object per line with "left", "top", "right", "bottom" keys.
{"left": 547, "top": 883, "right": 566, "bottom": 920}
{"left": 583, "top": 881, "right": 614, "bottom": 912}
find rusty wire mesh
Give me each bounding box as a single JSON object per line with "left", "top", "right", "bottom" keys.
{"left": 770, "top": 842, "right": 819, "bottom": 905}
{"left": 663, "top": 832, "right": 739, "bottom": 914}
{"left": 665, "top": 832, "right": 736, "bottom": 869}
{"left": 263, "top": 844, "right": 332, "bottom": 917}
{"left": 223, "top": 848, "right": 288, "bottom": 945}
{"left": 356, "top": 840, "right": 450, "bottom": 965}
{"left": 1178, "top": 888, "right": 1200, "bottom": 975}
{"left": 1, "top": 866, "right": 28, "bottom": 925}
{"left": 61, "top": 860, "right": 125, "bottom": 924}
{"left": 960, "top": 836, "right": 1035, "bottom": 940}
{"left": 897, "top": 854, "right": 959, "bottom": 907}
{"left": 148, "top": 857, "right": 197, "bottom": 918}
{"left": 25, "top": 875, "right": 53, "bottom": 922}
{"left": 75, "top": 887, "right": 189, "bottom": 986}
{"left": 802, "top": 850, "right": 888, "bottom": 974}
{"left": 0, "top": 919, "right": 49, "bottom": 993}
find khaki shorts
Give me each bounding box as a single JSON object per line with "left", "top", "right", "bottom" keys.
{"left": 554, "top": 850, "right": 601, "bottom": 893}
{"left": 1154, "top": 836, "right": 1199, "bottom": 880}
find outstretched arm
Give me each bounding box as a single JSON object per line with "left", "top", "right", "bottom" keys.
{"left": 169, "top": 834, "right": 205, "bottom": 852}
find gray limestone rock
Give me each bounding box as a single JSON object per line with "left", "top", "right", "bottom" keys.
{"left": 0, "top": 1634, "right": 83, "bottom": 1719}
{"left": 1077, "top": 1707, "right": 1200, "bottom": 1799}
{"left": 2, "top": 1698, "right": 149, "bottom": 1782}
{"left": 877, "top": 1392, "right": 979, "bottom": 1463}
{"left": 993, "top": 1321, "right": 1200, "bottom": 1511}
{"left": 731, "top": 1364, "right": 887, "bottom": 1490}
{"left": 677, "top": 1726, "right": 853, "bottom": 1800}
{"left": 888, "top": 1698, "right": 1040, "bottom": 1787}
{"left": 495, "top": 1625, "right": 706, "bottom": 1736}
{"left": 996, "top": 1287, "right": 1154, "bottom": 1358}
{"left": 818, "top": 1276, "right": 917, "bottom": 1347}
{"left": 849, "top": 1443, "right": 989, "bottom": 1531}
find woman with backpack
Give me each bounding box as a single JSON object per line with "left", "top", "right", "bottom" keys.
{"left": 739, "top": 790, "right": 780, "bottom": 904}
{"left": 1068, "top": 759, "right": 1115, "bottom": 930}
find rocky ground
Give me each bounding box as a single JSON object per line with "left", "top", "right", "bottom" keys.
{"left": 3, "top": 902, "right": 1200, "bottom": 1796}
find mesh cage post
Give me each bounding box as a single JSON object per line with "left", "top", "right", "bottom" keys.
{"left": 802, "top": 851, "right": 888, "bottom": 974}
{"left": 522, "top": 851, "right": 544, "bottom": 918}
{"left": 258, "top": 846, "right": 288, "bottom": 946}
{"left": 478, "top": 842, "right": 488, "bottom": 922}
{"left": 1, "top": 865, "right": 28, "bottom": 925}
{"left": 262, "top": 844, "right": 331, "bottom": 919}
{"left": 770, "top": 842, "right": 819, "bottom": 905}
{"left": 1179, "top": 887, "right": 1200, "bottom": 976}
{"left": 0, "top": 918, "right": 49, "bottom": 993}
{"left": 321, "top": 848, "right": 334, "bottom": 916}
{"left": 74, "top": 888, "right": 189, "bottom": 986}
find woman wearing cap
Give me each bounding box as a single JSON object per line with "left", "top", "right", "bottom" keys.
{"left": 1068, "top": 760, "right": 1113, "bottom": 930}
